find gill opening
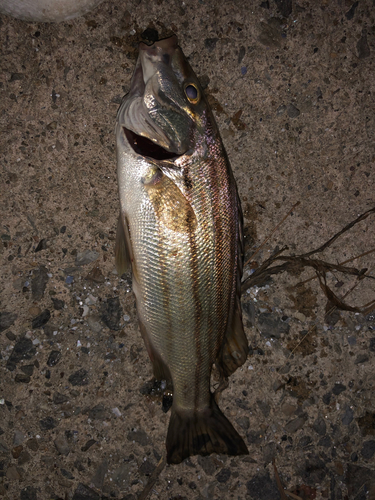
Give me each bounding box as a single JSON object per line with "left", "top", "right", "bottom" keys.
{"left": 124, "top": 127, "right": 182, "bottom": 161}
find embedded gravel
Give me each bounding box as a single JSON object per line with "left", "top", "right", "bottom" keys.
{"left": 1, "top": 1, "right": 375, "bottom": 499}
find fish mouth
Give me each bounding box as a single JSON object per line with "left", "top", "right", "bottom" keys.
{"left": 124, "top": 127, "right": 183, "bottom": 161}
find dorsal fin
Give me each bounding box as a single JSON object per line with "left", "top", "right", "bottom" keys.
{"left": 217, "top": 187, "right": 248, "bottom": 378}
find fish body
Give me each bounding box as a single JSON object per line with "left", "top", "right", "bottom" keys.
{"left": 115, "top": 36, "right": 248, "bottom": 464}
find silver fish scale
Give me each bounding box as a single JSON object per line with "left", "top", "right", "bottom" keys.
{"left": 135, "top": 159, "right": 234, "bottom": 411}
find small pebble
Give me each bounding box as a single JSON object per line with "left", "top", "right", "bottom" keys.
{"left": 75, "top": 250, "right": 100, "bottom": 266}
{"left": 13, "top": 430, "right": 25, "bottom": 445}
{"left": 68, "top": 368, "right": 89, "bottom": 386}
{"left": 54, "top": 435, "right": 70, "bottom": 456}
{"left": 342, "top": 407, "right": 354, "bottom": 426}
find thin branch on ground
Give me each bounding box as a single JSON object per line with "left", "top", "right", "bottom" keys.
{"left": 137, "top": 455, "right": 166, "bottom": 500}
{"left": 272, "top": 458, "right": 291, "bottom": 500}
{"left": 244, "top": 201, "right": 300, "bottom": 267}
{"left": 242, "top": 207, "right": 375, "bottom": 315}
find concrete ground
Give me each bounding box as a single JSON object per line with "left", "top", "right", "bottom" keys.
{"left": 0, "top": 0, "right": 374, "bottom": 499}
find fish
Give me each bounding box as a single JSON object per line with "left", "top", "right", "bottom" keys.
{"left": 115, "top": 35, "right": 249, "bottom": 464}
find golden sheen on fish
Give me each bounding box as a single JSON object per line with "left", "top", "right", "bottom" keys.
{"left": 115, "top": 35, "right": 249, "bottom": 464}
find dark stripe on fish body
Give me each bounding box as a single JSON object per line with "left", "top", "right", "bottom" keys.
{"left": 156, "top": 216, "right": 173, "bottom": 368}
{"left": 183, "top": 170, "right": 193, "bottom": 190}
{"left": 184, "top": 167, "right": 203, "bottom": 412}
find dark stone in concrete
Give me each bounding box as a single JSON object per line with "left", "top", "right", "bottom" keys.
{"left": 285, "top": 415, "right": 307, "bottom": 433}
{"left": 246, "top": 471, "right": 280, "bottom": 499}
{"left": 236, "top": 416, "right": 250, "bottom": 430}
{"left": 242, "top": 300, "right": 256, "bottom": 326}
{"left": 287, "top": 103, "right": 300, "bottom": 118}
{"left": 127, "top": 429, "right": 149, "bottom": 446}
{"left": 52, "top": 298, "right": 65, "bottom": 310}
{"left": 72, "top": 483, "right": 100, "bottom": 500}
{"left": 20, "top": 365, "right": 34, "bottom": 376}
{"left": 318, "top": 435, "right": 331, "bottom": 448}
{"left": 204, "top": 38, "right": 219, "bottom": 52}
{"left": 20, "top": 486, "right": 37, "bottom": 500}
{"left": 346, "top": 463, "right": 375, "bottom": 499}
{"left": 90, "top": 459, "right": 107, "bottom": 489}
{"left": 357, "top": 411, "right": 375, "bottom": 436}
{"left": 355, "top": 353, "right": 369, "bottom": 364}
{"left": 0, "top": 311, "right": 17, "bottom": 332}
{"left": 345, "top": 1, "right": 359, "bottom": 20}
{"left": 32, "top": 309, "right": 51, "bottom": 329}
{"left": 47, "top": 350, "right": 61, "bottom": 367}
{"left": 197, "top": 455, "right": 216, "bottom": 475}
{"left": 31, "top": 266, "right": 49, "bottom": 301}
{"left": 322, "top": 392, "right": 331, "bottom": 405}
{"left": 39, "top": 417, "right": 57, "bottom": 430}
{"left": 312, "top": 415, "right": 326, "bottom": 436}
{"left": 361, "top": 440, "right": 375, "bottom": 459}
{"left": 302, "top": 455, "right": 327, "bottom": 485}
{"left": 332, "top": 383, "right": 346, "bottom": 395}
{"left": 101, "top": 296, "right": 122, "bottom": 331}
{"left": 61, "top": 468, "right": 74, "bottom": 479}
{"left": 139, "top": 459, "right": 155, "bottom": 476}
{"left": 53, "top": 392, "right": 69, "bottom": 404}
{"left": 357, "top": 30, "right": 370, "bottom": 59}
{"left": 298, "top": 436, "right": 312, "bottom": 448}
{"left": 342, "top": 407, "right": 354, "bottom": 426}
{"left": 88, "top": 404, "right": 107, "bottom": 420}
{"left": 274, "top": 0, "right": 292, "bottom": 17}
{"left": 216, "top": 467, "right": 231, "bottom": 483}
{"left": 81, "top": 439, "right": 96, "bottom": 452}
{"left": 257, "top": 399, "right": 271, "bottom": 417}
{"left": 6, "top": 338, "right": 36, "bottom": 371}
{"left": 247, "top": 430, "right": 264, "bottom": 445}
{"left": 68, "top": 368, "right": 89, "bottom": 386}
{"left": 257, "top": 312, "right": 289, "bottom": 339}
{"left": 15, "top": 373, "right": 30, "bottom": 383}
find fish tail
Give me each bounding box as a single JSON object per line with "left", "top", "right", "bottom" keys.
{"left": 166, "top": 397, "right": 248, "bottom": 464}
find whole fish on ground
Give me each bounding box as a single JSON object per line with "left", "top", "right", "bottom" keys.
{"left": 115, "top": 35, "right": 249, "bottom": 464}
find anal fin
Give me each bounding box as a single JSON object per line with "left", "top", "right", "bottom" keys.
{"left": 138, "top": 318, "right": 172, "bottom": 383}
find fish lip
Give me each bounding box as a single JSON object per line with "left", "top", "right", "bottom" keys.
{"left": 123, "top": 127, "right": 186, "bottom": 161}
{"left": 139, "top": 35, "right": 178, "bottom": 52}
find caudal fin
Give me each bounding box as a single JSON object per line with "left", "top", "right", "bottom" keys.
{"left": 166, "top": 397, "right": 248, "bottom": 464}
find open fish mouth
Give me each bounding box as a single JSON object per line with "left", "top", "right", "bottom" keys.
{"left": 123, "top": 127, "right": 183, "bottom": 161}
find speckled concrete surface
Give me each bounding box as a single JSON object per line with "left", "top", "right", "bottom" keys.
{"left": 1, "top": 1, "right": 375, "bottom": 499}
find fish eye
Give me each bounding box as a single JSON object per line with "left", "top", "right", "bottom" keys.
{"left": 184, "top": 83, "right": 200, "bottom": 104}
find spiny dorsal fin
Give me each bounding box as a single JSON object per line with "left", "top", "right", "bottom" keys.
{"left": 217, "top": 183, "right": 248, "bottom": 378}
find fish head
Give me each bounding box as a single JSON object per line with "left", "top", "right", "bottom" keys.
{"left": 117, "top": 35, "right": 211, "bottom": 161}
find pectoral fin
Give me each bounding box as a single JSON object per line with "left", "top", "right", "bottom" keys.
{"left": 115, "top": 214, "right": 132, "bottom": 276}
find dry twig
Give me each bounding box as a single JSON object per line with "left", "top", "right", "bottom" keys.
{"left": 137, "top": 456, "right": 166, "bottom": 500}
{"left": 242, "top": 207, "right": 375, "bottom": 315}
{"left": 273, "top": 458, "right": 291, "bottom": 500}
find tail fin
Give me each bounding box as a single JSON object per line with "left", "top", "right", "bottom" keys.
{"left": 166, "top": 397, "right": 248, "bottom": 464}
